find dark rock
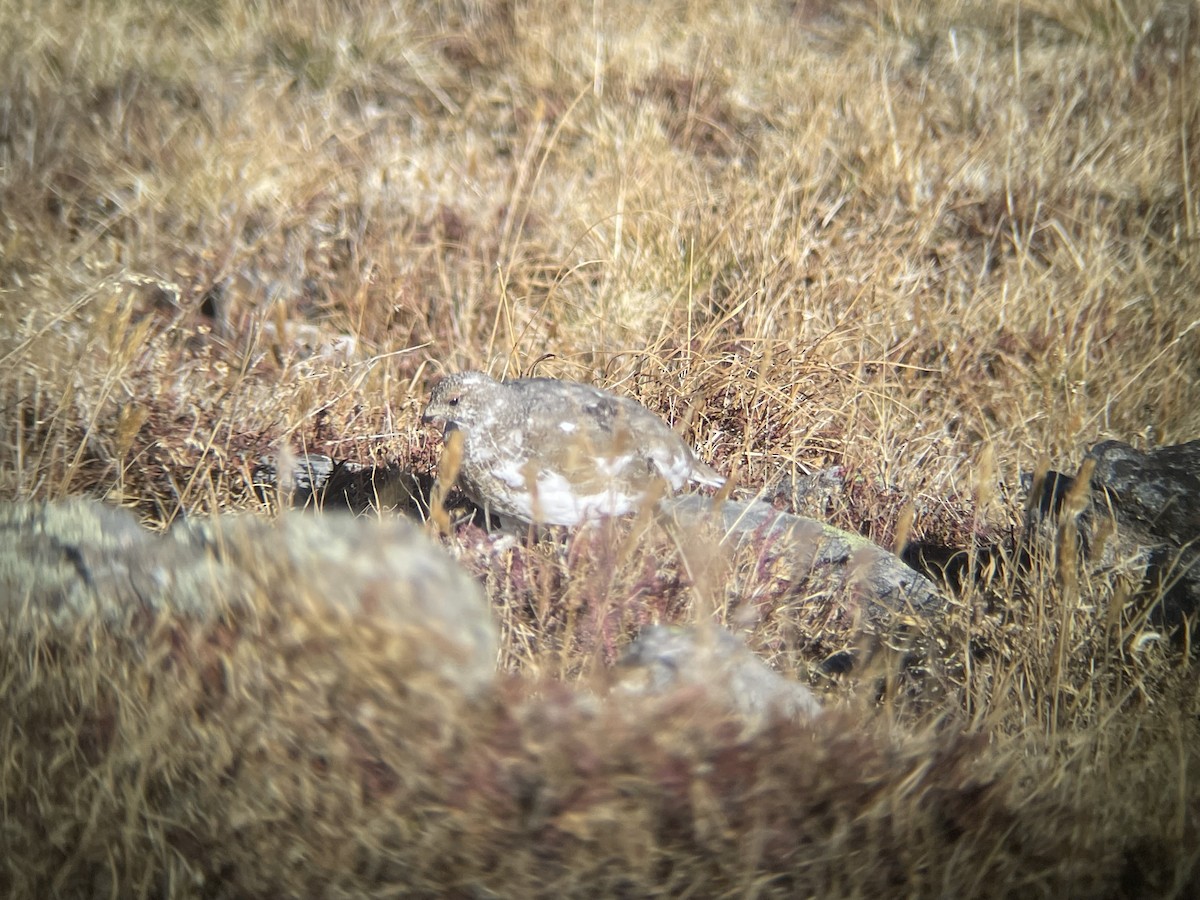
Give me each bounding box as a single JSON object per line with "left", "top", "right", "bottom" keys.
{"left": 1020, "top": 440, "right": 1200, "bottom": 633}
{"left": 1085, "top": 439, "right": 1200, "bottom": 549}
{"left": 1083, "top": 440, "right": 1200, "bottom": 629}
{"left": 252, "top": 453, "right": 434, "bottom": 519}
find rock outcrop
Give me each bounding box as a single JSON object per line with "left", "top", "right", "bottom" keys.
{"left": 1, "top": 497, "right": 498, "bottom": 691}
{"left": 1030, "top": 439, "right": 1200, "bottom": 631}
{"left": 660, "top": 494, "right": 945, "bottom": 613}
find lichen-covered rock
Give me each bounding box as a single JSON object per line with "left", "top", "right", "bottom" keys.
{"left": 0, "top": 498, "right": 497, "bottom": 692}
{"left": 618, "top": 624, "right": 822, "bottom": 723}
{"left": 2, "top": 497, "right": 182, "bottom": 622}
{"left": 659, "top": 494, "right": 945, "bottom": 613}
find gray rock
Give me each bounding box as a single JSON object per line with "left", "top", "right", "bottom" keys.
{"left": 1, "top": 498, "right": 202, "bottom": 623}
{"left": 618, "top": 624, "right": 822, "bottom": 722}
{"left": 0, "top": 498, "right": 497, "bottom": 694}
{"left": 658, "top": 494, "right": 945, "bottom": 612}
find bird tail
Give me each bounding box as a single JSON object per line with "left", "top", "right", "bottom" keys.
{"left": 690, "top": 459, "right": 727, "bottom": 488}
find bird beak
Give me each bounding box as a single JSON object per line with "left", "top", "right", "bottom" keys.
{"left": 420, "top": 410, "right": 457, "bottom": 439}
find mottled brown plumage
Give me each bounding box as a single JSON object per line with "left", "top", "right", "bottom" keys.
{"left": 422, "top": 371, "right": 724, "bottom": 526}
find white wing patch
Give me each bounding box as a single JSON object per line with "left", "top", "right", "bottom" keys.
{"left": 485, "top": 463, "right": 649, "bottom": 525}
{"left": 592, "top": 454, "right": 634, "bottom": 477}
{"left": 528, "top": 469, "right": 646, "bottom": 524}
{"left": 491, "top": 459, "right": 532, "bottom": 490}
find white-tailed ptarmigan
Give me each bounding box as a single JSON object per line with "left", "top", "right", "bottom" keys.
{"left": 421, "top": 371, "right": 725, "bottom": 526}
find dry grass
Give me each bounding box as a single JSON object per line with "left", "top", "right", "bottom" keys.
{"left": 2, "top": 0, "right": 1199, "bottom": 896}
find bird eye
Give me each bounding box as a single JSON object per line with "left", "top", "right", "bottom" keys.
{"left": 448, "top": 395, "right": 460, "bottom": 407}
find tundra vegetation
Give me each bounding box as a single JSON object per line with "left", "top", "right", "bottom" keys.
{"left": 1, "top": 0, "right": 1198, "bottom": 896}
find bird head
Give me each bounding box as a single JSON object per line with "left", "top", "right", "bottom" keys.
{"left": 421, "top": 371, "right": 500, "bottom": 437}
